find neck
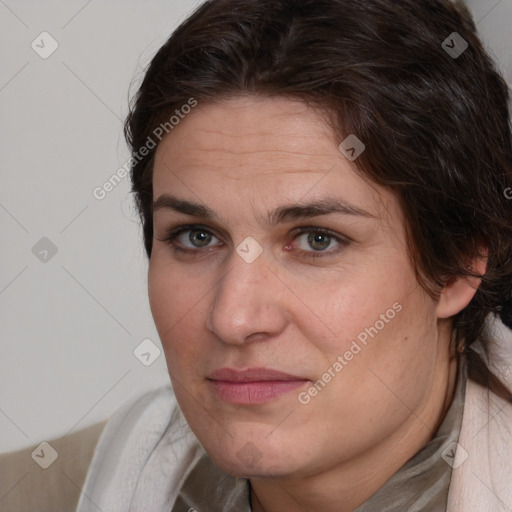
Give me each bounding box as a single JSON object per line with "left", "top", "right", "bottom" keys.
{"left": 250, "top": 328, "right": 460, "bottom": 512}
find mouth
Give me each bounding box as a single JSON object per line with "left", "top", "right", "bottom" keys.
{"left": 207, "top": 367, "right": 310, "bottom": 404}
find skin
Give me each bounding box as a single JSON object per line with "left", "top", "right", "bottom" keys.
{"left": 148, "top": 96, "right": 485, "bottom": 512}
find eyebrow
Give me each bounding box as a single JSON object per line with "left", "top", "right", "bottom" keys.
{"left": 153, "top": 193, "right": 376, "bottom": 225}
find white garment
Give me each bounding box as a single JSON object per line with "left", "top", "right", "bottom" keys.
{"left": 447, "top": 318, "right": 512, "bottom": 511}
{"left": 76, "top": 318, "right": 512, "bottom": 512}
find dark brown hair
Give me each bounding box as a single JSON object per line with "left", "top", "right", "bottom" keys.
{"left": 125, "top": 0, "right": 512, "bottom": 401}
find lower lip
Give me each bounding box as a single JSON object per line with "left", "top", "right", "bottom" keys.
{"left": 209, "top": 380, "right": 308, "bottom": 404}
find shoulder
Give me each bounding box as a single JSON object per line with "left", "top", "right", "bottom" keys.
{"left": 447, "top": 318, "right": 512, "bottom": 512}
{"left": 0, "top": 421, "right": 107, "bottom": 512}
{"left": 77, "top": 385, "right": 204, "bottom": 512}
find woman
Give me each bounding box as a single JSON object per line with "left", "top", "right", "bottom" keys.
{"left": 77, "top": 0, "right": 512, "bottom": 510}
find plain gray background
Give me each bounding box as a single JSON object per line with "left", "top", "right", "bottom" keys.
{"left": 1, "top": 0, "right": 511, "bottom": 453}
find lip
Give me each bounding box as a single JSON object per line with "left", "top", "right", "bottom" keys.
{"left": 209, "top": 367, "right": 306, "bottom": 382}
{"left": 207, "top": 367, "right": 309, "bottom": 404}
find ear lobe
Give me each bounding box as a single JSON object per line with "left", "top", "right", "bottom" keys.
{"left": 437, "top": 253, "right": 488, "bottom": 319}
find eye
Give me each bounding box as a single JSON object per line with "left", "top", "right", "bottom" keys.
{"left": 292, "top": 227, "right": 349, "bottom": 257}
{"left": 157, "top": 224, "right": 350, "bottom": 259}
{"left": 158, "top": 225, "right": 222, "bottom": 253}
{"left": 180, "top": 228, "right": 218, "bottom": 248}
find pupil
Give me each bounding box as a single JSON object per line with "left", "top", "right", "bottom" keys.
{"left": 190, "top": 230, "right": 211, "bottom": 247}
{"left": 308, "top": 233, "right": 330, "bottom": 251}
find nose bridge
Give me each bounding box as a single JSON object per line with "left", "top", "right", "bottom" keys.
{"left": 206, "top": 249, "right": 286, "bottom": 344}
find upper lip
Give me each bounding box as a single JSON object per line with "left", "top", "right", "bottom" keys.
{"left": 208, "top": 367, "right": 307, "bottom": 382}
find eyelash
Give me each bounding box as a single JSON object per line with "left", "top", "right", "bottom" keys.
{"left": 157, "top": 224, "right": 350, "bottom": 259}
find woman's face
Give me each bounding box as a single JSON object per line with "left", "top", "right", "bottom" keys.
{"left": 149, "top": 96, "right": 443, "bottom": 478}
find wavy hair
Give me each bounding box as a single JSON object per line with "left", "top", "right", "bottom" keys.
{"left": 125, "top": 0, "right": 512, "bottom": 401}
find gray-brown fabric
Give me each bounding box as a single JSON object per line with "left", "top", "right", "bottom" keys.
{"left": 0, "top": 421, "right": 107, "bottom": 512}
{"left": 352, "top": 357, "right": 467, "bottom": 512}
{"left": 172, "top": 358, "right": 467, "bottom": 512}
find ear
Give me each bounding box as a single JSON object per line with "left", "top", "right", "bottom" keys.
{"left": 437, "top": 251, "right": 488, "bottom": 319}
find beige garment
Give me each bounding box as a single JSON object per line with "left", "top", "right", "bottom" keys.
{"left": 3, "top": 321, "right": 509, "bottom": 511}
{"left": 446, "top": 319, "right": 512, "bottom": 511}
{"left": 0, "top": 421, "right": 107, "bottom": 512}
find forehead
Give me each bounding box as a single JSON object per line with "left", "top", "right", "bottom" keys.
{"left": 152, "top": 95, "right": 399, "bottom": 225}
{"left": 155, "top": 96, "right": 335, "bottom": 170}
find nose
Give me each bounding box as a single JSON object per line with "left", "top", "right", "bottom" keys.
{"left": 205, "top": 249, "right": 289, "bottom": 345}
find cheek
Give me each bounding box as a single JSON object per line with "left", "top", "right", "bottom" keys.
{"left": 316, "top": 284, "right": 436, "bottom": 415}
{"left": 294, "top": 262, "right": 405, "bottom": 345}
{"left": 297, "top": 287, "right": 437, "bottom": 457}
{"left": 148, "top": 259, "right": 206, "bottom": 367}
{"left": 297, "top": 253, "right": 436, "bottom": 377}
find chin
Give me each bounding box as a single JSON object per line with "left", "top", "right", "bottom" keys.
{"left": 209, "top": 451, "right": 297, "bottom": 479}
{"left": 200, "top": 429, "right": 304, "bottom": 479}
